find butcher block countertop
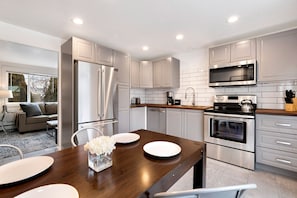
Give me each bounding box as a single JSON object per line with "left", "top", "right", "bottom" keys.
{"left": 130, "top": 103, "right": 212, "bottom": 110}
{"left": 256, "top": 109, "right": 297, "bottom": 116}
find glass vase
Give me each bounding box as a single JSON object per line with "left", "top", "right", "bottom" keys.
{"left": 88, "top": 152, "right": 112, "bottom": 172}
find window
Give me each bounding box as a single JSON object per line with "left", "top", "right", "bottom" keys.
{"left": 8, "top": 72, "right": 58, "bottom": 102}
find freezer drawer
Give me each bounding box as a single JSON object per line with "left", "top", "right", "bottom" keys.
{"left": 147, "top": 107, "right": 166, "bottom": 133}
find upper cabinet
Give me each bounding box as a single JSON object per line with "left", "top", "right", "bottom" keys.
{"left": 209, "top": 39, "right": 256, "bottom": 66}
{"left": 131, "top": 60, "right": 153, "bottom": 88}
{"left": 230, "top": 39, "right": 256, "bottom": 62}
{"left": 257, "top": 29, "right": 297, "bottom": 82}
{"left": 153, "top": 57, "right": 180, "bottom": 88}
{"left": 140, "top": 61, "right": 153, "bottom": 88}
{"left": 114, "top": 50, "right": 130, "bottom": 85}
{"left": 95, "top": 44, "right": 113, "bottom": 66}
{"left": 73, "top": 37, "right": 95, "bottom": 62}
{"left": 209, "top": 44, "right": 230, "bottom": 65}
{"left": 72, "top": 37, "right": 113, "bottom": 66}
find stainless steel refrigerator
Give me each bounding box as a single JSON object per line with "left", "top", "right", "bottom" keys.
{"left": 74, "top": 61, "right": 117, "bottom": 136}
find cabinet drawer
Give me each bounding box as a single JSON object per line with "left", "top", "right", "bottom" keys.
{"left": 256, "top": 147, "right": 297, "bottom": 172}
{"left": 256, "top": 130, "right": 297, "bottom": 153}
{"left": 256, "top": 114, "right": 297, "bottom": 134}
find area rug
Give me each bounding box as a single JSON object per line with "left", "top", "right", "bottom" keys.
{"left": 0, "top": 130, "right": 56, "bottom": 159}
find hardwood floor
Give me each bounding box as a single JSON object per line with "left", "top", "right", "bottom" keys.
{"left": 169, "top": 158, "right": 297, "bottom": 198}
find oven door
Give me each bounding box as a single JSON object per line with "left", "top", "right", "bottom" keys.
{"left": 204, "top": 112, "right": 255, "bottom": 152}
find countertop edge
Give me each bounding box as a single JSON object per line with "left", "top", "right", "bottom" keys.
{"left": 130, "top": 104, "right": 212, "bottom": 110}
{"left": 256, "top": 109, "right": 297, "bottom": 116}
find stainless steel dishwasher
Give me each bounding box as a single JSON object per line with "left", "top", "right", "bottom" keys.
{"left": 147, "top": 107, "right": 166, "bottom": 133}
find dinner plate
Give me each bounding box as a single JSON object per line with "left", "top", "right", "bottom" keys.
{"left": 143, "top": 141, "right": 181, "bottom": 158}
{"left": 112, "top": 133, "right": 140, "bottom": 144}
{"left": 0, "top": 156, "right": 54, "bottom": 186}
{"left": 15, "top": 184, "right": 79, "bottom": 198}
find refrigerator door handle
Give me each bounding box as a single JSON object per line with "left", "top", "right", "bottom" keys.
{"left": 98, "top": 68, "right": 104, "bottom": 118}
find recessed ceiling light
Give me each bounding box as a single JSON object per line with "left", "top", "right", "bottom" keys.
{"left": 142, "top": 46, "right": 149, "bottom": 51}
{"left": 176, "top": 34, "right": 184, "bottom": 40}
{"left": 72, "top": 17, "right": 83, "bottom": 25}
{"left": 227, "top": 15, "right": 239, "bottom": 23}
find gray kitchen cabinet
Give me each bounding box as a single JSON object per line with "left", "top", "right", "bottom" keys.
{"left": 209, "top": 44, "right": 230, "bottom": 66}
{"left": 131, "top": 60, "right": 140, "bottom": 88}
{"left": 73, "top": 37, "right": 95, "bottom": 62}
{"left": 130, "top": 107, "right": 146, "bottom": 131}
{"left": 116, "top": 85, "right": 130, "bottom": 133}
{"left": 139, "top": 61, "right": 153, "bottom": 88}
{"left": 153, "top": 57, "right": 180, "bottom": 88}
{"left": 114, "top": 50, "right": 130, "bottom": 85}
{"left": 95, "top": 44, "right": 113, "bottom": 66}
{"left": 131, "top": 60, "right": 153, "bottom": 88}
{"left": 257, "top": 29, "right": 297, "bottom": 82}
{"left": 256, "top": 114, "right": 297, "bottom": 172}
{"left": 209, "top": 39, "right": 256, "bottom": 66}
{"left": 147, "top": 107, "right": 166, "bottom": 133}
{"left": 166, "top": 109, "right": 183, "bottom": 138}
{"left": 231, "top": 39, "right": 256, "bottom": 62}
{"left": 166, "top": 109, "right": 203, "bottom": 141}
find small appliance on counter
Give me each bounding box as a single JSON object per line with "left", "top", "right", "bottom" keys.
{"left": 131, "top": 97, "right": 141, "bottom": 105}
{"left": 174, "top": 99, "right": 181, "bottom": 105}
{"left": 166, "top": 91, "right": 174, "bottom": 105}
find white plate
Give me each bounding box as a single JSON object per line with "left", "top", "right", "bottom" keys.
{"left": 112, "top": 133, "right": 140, "bottom": 144}
{"left": 15, "top": 184, "right": 79, "bottom": 198}
{"left": 0, "top": 156, "right": 54, "bottom": 185}
{"left": 143, "top": 141, "right": 181, "bottom": 158}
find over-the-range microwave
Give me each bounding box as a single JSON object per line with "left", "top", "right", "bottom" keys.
{"left": 209, "top": 59, "right": 257, "bottom": 87}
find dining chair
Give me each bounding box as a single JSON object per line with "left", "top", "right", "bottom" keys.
{"left": 71, "top": 127, "right": 103, "bottom": 147}
{"left": 0, "top": 144, "right": 24, "bottom": 159}
{"left": 154, "top": 183, "right": 257, "bottom": 198}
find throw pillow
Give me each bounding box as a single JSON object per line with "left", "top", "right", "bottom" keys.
{"left": 20, "top": 103, "right": 42, "bottom": 117}
{"left": 45, "top": 103, "right": 57, "bottom": 115}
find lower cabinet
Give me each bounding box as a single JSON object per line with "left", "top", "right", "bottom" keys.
{"left": 256, "top": 114, "right": 297, "bottom": 172}
{"left": 147, "top": 107, "right": 166, "bottom": 133}
{"left": 130, "top": 107, "right": 146, "bottom": 131}
{"left": 116, "top": 85, "right": 130, "bottom": 133}
{"left": 166, "top": 109, "right": 203, "bottom": 141}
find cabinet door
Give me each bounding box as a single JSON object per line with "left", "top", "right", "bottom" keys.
{"left": 209, "top": 45, "right": 230, "bottom": 66}
{"left": 118, "top": 110, "right": 130, "bottom": 133}
{"left": 95, "top": 44, "right": 113, "bottom": 66}
{"left": 164, "top": 57, "right": 180, "bottom": 88}
{"left": 231, "top": 39, "right": 256, "bottom": 62}
{"left": 153, "top": 60, "right": 164, "bottom": 88}
{"left": 131, "top": 60, "right": 140, "bottom": 88}
{"left": 118, "top": 85, "right": 130, "bottom": 111}
{"left": 257, "top": 29, "right": 297, "bottom": 82}
{"left": 166, "top": 109, "right": 183, "bottom": 138}
{"left": 114, "top": 51, "right": 130, "bottom": 85}
{"left": 130, "top": 107, "right": 146, "bottom": 131}
{"left": 184, "top": 110, "right": 203, "bottom": 141}
{"left": 73, "top": 37, "right": 95, "bottom": 62}
{"left": 147, "top": 108, "right": 166, "bottom": 133}
{"left": 139, "top": 61, "right": 153, "bottom": 88}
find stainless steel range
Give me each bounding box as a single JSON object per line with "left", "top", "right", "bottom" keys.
{"left": 204, "top": 95, "right": 257, "bottom": 170}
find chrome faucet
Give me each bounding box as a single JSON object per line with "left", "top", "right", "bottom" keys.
{"left": 185, "top": 87, "right": 196, "bottom": 106}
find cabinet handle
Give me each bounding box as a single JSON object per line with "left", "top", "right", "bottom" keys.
{"left": 276, "top": 158, "right": 291, "bottom": 164}
{"left": 275, "top": 123, "right": 291, "bottom": 127}
{"left": 160, "top": 110, "right": 166, "bottom": 113}
{"left": 276, "top": 140, "right": 292, "bottom": 146}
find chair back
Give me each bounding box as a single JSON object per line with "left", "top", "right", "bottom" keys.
{"left": 71, "top": 127, "right": 103, "bottom": 147}
{"left": 154, "top": 184, "right": 257, "bottom": 198}
{"left": 0, "top": 144, "right": 24, "bottom": 159}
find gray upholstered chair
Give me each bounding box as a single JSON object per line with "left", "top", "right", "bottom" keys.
{"left": 71, "top": 127, "right": 103, "bottom": 147}
{"left": 0, "top": 144, "right": 24, "bottom": 159}
{"left": 154, "top": 183, "right": 257, "bottom": 198}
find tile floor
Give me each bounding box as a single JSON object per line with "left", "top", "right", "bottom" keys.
{"left": 169, "top": 158, "right": 297, "bottom": 198}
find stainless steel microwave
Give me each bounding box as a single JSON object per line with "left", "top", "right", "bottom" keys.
{"left": 209, "top": 59, "right": 257, "bottom": 87}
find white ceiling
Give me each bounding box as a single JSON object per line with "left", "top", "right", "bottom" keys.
{"left": 1, "top": 0, "right": 297, "bottom": 60}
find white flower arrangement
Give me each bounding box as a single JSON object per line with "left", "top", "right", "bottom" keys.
{"left": 84, "top": 136, "right": 116, "bottom": 155}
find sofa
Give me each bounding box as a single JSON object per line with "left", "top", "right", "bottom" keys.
{"left": 16, "top": 102, "right": 58, "bottom": 133}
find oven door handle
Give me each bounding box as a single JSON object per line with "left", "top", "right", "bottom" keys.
{"left": 204, "top": 112, "right": 254, "bottom": 119}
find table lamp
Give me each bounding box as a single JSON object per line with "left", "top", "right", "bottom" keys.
{"left": 0, "top": 89, "right": 13, "bottom": 112}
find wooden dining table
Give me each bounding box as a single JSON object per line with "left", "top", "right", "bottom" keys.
{"left": 0, "top": 130, "right": 206, "bottom": 198}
